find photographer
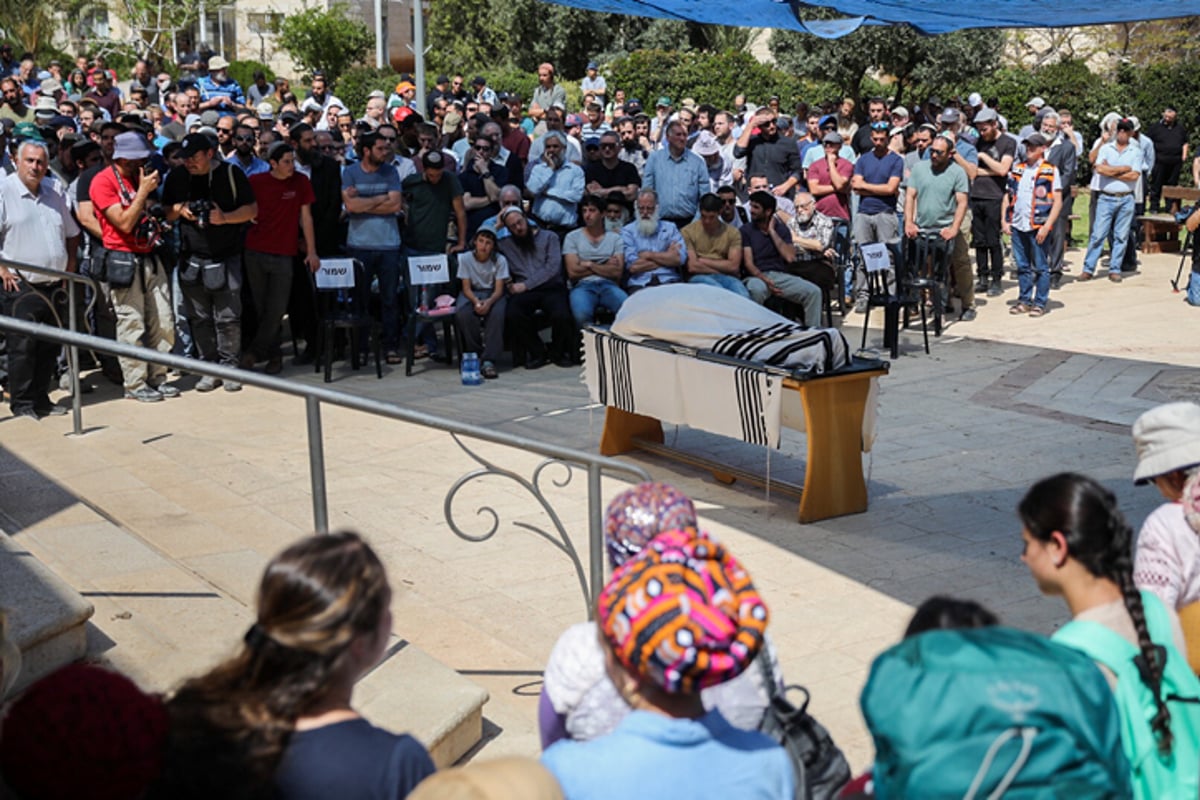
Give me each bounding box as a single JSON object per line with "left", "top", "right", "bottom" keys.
{"left": 162, "top": 132, "right": 257, "bottom": 392}
{"left": 88, "top": 131, "right": 177, "bottom": 402}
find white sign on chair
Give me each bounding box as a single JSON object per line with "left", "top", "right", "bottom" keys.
{"left": 860, "top": 242, "right": 891, "bottom": 273}
{"left": 314, "top": 258, "right": 356, "bottom": 289}
{"left": 408, "top": 254, "right": 450, "bottom": 285}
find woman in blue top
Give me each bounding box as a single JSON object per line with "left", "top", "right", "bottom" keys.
{"left": 154, "top": 531, "right": 435, "bottom": 799}
{"left": 1019, "top": 473, "right": 1200, "bottom": 800}
{"left": 541, "top": 526, "right": 794, "bottom": 800}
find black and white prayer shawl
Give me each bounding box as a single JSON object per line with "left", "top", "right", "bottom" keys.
{"left": 583, "top": 284, "right": 852, "bottom": 449}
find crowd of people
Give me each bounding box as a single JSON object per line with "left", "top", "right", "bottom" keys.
{"left": 1, "top": 49, "right": 1195, "bottom": 416}
{"left": 2, "top": 396, "right": 1200, "bottom": 798}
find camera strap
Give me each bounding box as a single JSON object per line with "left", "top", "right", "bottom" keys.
{"left": 110, "top": 165, "right": 136, "bottom": 208}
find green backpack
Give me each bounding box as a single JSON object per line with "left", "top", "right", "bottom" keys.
{"left": 861, "top": 626, "right": 1132, "bottom": 799}
{"left": 1054, "top": 591, "right": 1200, "bottom": 800}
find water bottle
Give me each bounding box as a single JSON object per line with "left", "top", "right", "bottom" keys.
{"left": 461, "top": 352, "right": 483, "bottom": 386}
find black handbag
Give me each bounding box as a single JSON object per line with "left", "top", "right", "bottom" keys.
{"left": 103, "top": 250, "right": 139, "bottom": 289}
{"left": 757, "top": 650, "right": 852, "bottom": 800}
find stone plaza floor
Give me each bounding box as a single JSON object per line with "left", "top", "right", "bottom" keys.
{"left": 1, "top": 245, "right": 1197, "bottom": 768}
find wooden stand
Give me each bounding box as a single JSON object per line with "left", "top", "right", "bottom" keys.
{"left": 599, "top": 367, "right": 886, "bottom": 523}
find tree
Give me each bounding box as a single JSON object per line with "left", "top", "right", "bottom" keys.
{"left": 113, "top": 0, "right": 200, "bottom": 62}
{"left": 770, "top": 16, "right": 1002, "bottom": 106}
{"left": 277, "top": 2, "right": 373, "bottom": 83}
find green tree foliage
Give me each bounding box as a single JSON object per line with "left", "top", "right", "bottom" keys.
{"left": 771, "top": 21, "right": 1002, "bottom": 106}
{"left": 277, "top": 2, "right": 373, "bottom": 83}
{"left": 228, "top": 60, "right": 275, "bottom": 94}
{"left": 608, "top": 49, "right": 831, "bottom": 111}
{"left": 427, "top": 0, "right": 691, "bottom": 86}
{"left": 336, "top": 66, "right": 405, "bottom": 117}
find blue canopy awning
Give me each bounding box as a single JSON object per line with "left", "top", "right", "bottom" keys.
{"left": 537, "top": 0, "right": 1200, "bottom": 36}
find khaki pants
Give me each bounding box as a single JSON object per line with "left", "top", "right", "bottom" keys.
{"left": 108, "top": 254, "right": 175, "bottom": 391}
{"left": 951, "top": 209, "right": 974, "bottom": 309}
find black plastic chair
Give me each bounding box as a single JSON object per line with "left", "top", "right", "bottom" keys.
{"left": 903, "top": 232, "right": 951, "bottom": 338}
{"left": 311, "top": 259, "right": 383, "bottom": 383}
{"left": 859, "top": 241, "right": 931, "bottom": 358}
{"left": 831, "top": 219, "right": 853, "bottom": 317}
{"left": 404, "top": 253, "right": 459, "bottom": 376}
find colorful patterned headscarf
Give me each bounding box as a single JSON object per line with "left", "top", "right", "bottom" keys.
{"left": 598, "top": 528, "right": 769, "bottom": 694}
{"left": 604, "top": 482, "right": 697, "bottom": 568}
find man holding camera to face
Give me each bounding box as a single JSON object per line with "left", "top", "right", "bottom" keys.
{"left": 162, "top": 132, "right": 257, "bottom": 392}
{"left": 89, "top": 131, "right": 177, "bottom": 402}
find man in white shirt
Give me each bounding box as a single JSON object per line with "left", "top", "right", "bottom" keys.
{"left": 0, "top": 140, "right": 80, "bottom": 417}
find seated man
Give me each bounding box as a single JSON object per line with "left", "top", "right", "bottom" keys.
{"left": 786, "top": 191, "right": 838, "bottom": 309}
{"left": 621, "top": 188, "right": 686, "bottom": 292}
{"left": 742, "top": 190, "right": 823, "bottom": 327}
{"left": 681, "top": 193, "right": 747, "bottom": 298}
{"left": 497, "top": 206, "right": 575, "bottom": 368}
{"left": 564, "top": 194, "right": 627, "bottom": 327}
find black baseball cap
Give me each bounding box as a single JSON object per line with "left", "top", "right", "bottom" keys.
{"left": 179, "top": 132, "right": 216, "bottom": 157}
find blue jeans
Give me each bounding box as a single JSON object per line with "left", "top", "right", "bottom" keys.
{"left": 1010, "top": 228, "right": 1050, "bottom": 309}
{"left": 347, "top": 246, "right": 401, "bottom": 349}
{"left": 569, "top": 279, "right": 628, "bottom": 327}
{"left": 689, "top": 273, "right": 751, "bottom": 299}
{"left": 1082, "top": 193, "right": 1134, "bottom": 275}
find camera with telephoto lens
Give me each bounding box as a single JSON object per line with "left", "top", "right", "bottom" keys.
{"left": 188, "top": 199, "right": 213, "bottom": 229}
{"left": 1176, "top": 206, "right": 1196, "bottom": 225}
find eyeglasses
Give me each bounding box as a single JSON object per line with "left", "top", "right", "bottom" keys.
{"left": 234, "top": 134, "right": 255, "bottom": 142}
{"left": 475, "top": 144, "right": 492, "bottom": 152}
{"left": 319, "top": 144, "right": 339, "bottom": 152}
{"left": 338, "top": 123, "right": 352, "bottom": 130}
{"left": 721, "top": 198, "right": 736, "bottom": 206}
{"left": 600, "top": 142, "right": 617, "bottom": 149}
{"left": 930, "top": 148, "right": 951, "bottom": 156}
{"left": 217, "top": 128, "right": 234, "bottom": 135}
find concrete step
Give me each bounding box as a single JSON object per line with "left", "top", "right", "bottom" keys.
{"left": 0, "top": 533, "right": 94, "bottom": 695}
{"left": 356, "top": 640, "right": 488, "bottom": 767}
{"left": 0, "top": 439, "right": 489, "bottom": 764}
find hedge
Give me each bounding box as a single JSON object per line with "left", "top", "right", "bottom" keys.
{"left": 606, "top": 49, "right": 835, "bottom": 113}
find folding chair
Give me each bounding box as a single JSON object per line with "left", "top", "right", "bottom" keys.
{"left": 404, "top": 252, "right": 460, "bottom": 376}
{"left": 311, "top": 258, "right": 383, "bottom": 383}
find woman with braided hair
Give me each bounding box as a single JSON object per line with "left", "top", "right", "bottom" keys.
{"left": 1019, "top": 472, "right": 1200, "bottom": 800}
{"left": 152, "top": 531, "right": 436, "bottom": 799}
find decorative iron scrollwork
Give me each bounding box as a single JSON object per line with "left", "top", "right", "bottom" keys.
{"left": 444, "top": 432, "right": 593, "bottom": 612}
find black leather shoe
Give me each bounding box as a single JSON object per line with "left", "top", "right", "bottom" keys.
{"left": 11, "top": 407, "right": 40, "bottom": 420}
{"left": 35, "top": 404, "right": 67, "bottom": 416}
{"left": 525, "top": 356, "right": 548, "bottom": 370}
{"left": 555, "top": 355, "right": 575, "bottom": 368}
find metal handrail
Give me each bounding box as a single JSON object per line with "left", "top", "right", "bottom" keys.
{"left": 0, "top": 259, "right": 101, "bottom": 436}
{"left": 0, "top": 315, "right": 649, "bottom": 615}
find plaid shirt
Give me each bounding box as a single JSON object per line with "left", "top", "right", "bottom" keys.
{"left": 788, "top": 210, "right": 835, "bottom": 261}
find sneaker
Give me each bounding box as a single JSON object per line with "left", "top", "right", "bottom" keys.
{"left": 987, "top": 281, "right": 1003, "bottom": 297}
{"left": 481, "top": 361, "right": 498, "bottom": 379}
{"left": 11, "top": 407, "right": 40, "bottom": 419}
{"left": 125, "top": 387, "right": 164, "bottom": 402}
{"left": 195, "top": 376, "right": 222, "bottom": 392}
{"left": 153, "top": 382, "right": 181, "bottom": 398}
{"left": 959, "top": 307, "right": 977, "bottom": 322}
{"left": 974, "top": 279, "right": 989, "bottom": 294}
{"left": 224, "top": 380, "right": 243, "bottom": 392}
{"left": 853, "top": 297, "right": 869, "bottom": 314}
{"left": 35, "top": 403, "right": 68, "bottom": 416}
{"left": 1049, "top": 273, "right": 1062, "bottom": 290}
